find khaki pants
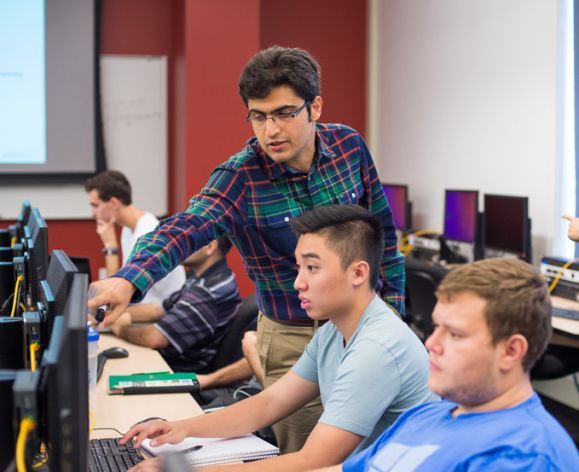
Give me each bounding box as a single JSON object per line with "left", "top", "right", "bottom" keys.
{"left": 256, "top": 313, "right": 323, "bottom": 454}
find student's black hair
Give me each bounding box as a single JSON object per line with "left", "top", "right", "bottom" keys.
{"left": 84, "top": 170, "right": 132, "bottom": 205}
{"left": 216, "top": 235, "right": 233, "bottom": 256}
{"left": 290, "top": 205, "right": 384, "bottom": 288}
{"left": 239, "top": 46, "right": 321, "bottom": 113}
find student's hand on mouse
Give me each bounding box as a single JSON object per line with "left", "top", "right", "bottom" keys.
{"left": 87, "top": 278, "right": 136, "bottom": 327}
{"left": 562, "top": 214, "right": 579, "bottom": 242}
{"left": 111, "top": 312, "right": 132, "bottom": 336}
{"left": 121, "top": 418, "right": 189, "bottom": 449}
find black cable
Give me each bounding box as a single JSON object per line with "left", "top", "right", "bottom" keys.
{"left": 92, "top": 427, "right": 124, "bottom": 437}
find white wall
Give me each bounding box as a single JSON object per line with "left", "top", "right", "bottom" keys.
{"left": 369, "top": 0, "right": 570, "bottom": 263}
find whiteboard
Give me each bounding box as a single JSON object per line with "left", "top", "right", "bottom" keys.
{"left": 0, "top": 54, "right": 168, "bottom": 220}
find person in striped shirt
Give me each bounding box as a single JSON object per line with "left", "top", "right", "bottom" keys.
{"left": 109, "top": 236, "right": 241, "bottom": 373}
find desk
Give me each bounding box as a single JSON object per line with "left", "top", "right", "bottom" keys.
{"left": 550, "top": 296, "right": 579, "bottom": 345}
{"left": 91, "top": 334, "right": 202, "bottom": 439}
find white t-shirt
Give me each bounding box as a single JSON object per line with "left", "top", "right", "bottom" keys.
{"left": 121, "top": 212, "right": 186, "bottom": 304}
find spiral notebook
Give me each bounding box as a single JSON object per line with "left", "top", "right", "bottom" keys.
{"left": 141, "top": 434, "right": 279, "bottom": 466}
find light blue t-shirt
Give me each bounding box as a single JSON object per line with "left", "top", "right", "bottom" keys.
{"left": 343, "top": 394, "right": 578, "bottom": 471}
{"left": 292, "top": 295, "right": 437, "bottom": 454}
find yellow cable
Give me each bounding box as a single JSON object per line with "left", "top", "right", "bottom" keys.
{"left": 11, "top": 235, "right": 17, "bottom": 247}
{"left": 547, "top": 259, "right": 579, "bottom": 294}
{"left": 31, "top": 442, "right": 48, "bottom": 469}
{"left": 89, "top": 410, "right": 96, "bottom": 433}
{"left": 31, "top": 455, "right": 48, "bottom": 469}
{"left": 11, "top": 275, "right": 24, "bottom": 317}
{"left": 29, "top": 343, "right": 40, "bottom": 372}
{"left": 16, "top": 417, "right": 35, "bottom": 472}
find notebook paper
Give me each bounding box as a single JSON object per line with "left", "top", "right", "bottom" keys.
{"left": 141, "top": 434, "right": 279, "bottom": 466}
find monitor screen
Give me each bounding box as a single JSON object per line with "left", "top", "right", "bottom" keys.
{"left": 443, "top": 190, "right": 479, "bottom": 243}
{"left": 40, "top": 273, "right": 89, "bottom": 471}
{"left": 25, "top": 208, "right": 48, "bottom": 305}
{"left": 484, "top": 194, "right": 530, "bottom": 259}
{"left": 382, "top": 183, "right": 410, "bottom": 230}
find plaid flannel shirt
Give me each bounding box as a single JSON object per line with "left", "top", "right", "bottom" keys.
{"left": 117, "top": 123, "right": 405, "bottom": 322}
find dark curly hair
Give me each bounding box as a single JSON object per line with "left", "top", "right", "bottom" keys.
{"left": 239, "top": 46, "right": 321, "bottom": 106}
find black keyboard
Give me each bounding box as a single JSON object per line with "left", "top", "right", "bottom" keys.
{"left": 552, "top": 306, "right": 579, "bottom": 321}
{"left": 89, "top": 437, "right": 144, "bottom": 472}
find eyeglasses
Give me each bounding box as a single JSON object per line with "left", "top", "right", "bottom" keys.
{"left": 246, "top": 100, "right": 312, "bottom": 126}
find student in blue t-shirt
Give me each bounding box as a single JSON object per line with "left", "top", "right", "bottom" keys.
{"left": 315, "top": 258, "right": 578, "bottom": 472}
{"left": 121, "top": 205, "right": 435, "bottom": 471}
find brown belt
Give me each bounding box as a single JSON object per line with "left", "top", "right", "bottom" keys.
{"left": 264, "top": 316, "right": 329, "bottom": 328}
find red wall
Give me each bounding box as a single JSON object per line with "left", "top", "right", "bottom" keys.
{"left": 260, "top": 0, "right": 367, "bottom": 136}
{"left": 12, "top": 0, "right": 367, "bottom": 296}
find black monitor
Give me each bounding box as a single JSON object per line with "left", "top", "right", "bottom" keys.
{"left": 40, "top": 273, "right": 89, "bottom": 471}
{"left": 0, "top": 371, "right": 18, "bottom": 471}
{"left": 69, "top": 256, "right": 92, "bottom": 284}
{"left": 39, "top": 250, "right": 78, "bottom": 343}
{"left": 0, "top": 261, "right": 16, "bottom": 308}
{"left": 382, "top": 183, "right": 412, "bottom": 231}
{"left": 25, "top": 209, "right": 49, "bottom": 306}
{"left": 0, "top": 317, "right": 25, "bottom": 369}
{"left": 45, "top": 251, "right": 78, "bottom": 315}
{"left": 483, "top": 194, "right": 531, "bottom": 262}
{"left": 7, "top": 201, "right": 33, "bottom": 244}
{"left": 0, "top": 229, "right": 10, "bottom": 247}
{"left": 443, "top": 190, "right": 479, "bottom": 244}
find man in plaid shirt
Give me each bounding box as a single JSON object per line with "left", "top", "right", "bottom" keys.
{"left": 89, "top": 46, "right": 404, "bottom": 453}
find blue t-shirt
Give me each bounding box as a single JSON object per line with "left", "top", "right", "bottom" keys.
{"left": 292, "top": 295, "right": 437, "bottom": 454}
{"left": 343, "top": 394, "right": 578, "bottom": 471}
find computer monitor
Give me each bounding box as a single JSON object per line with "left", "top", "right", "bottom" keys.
{"left": 39, "top": 250, "right": 78, "bottom": 343}
{"left": 7, "top": 201, "right": 33, "bottom": 244}
{"left": 69, "top": 256, "right": 92, "bottom": 284}
{"left": 0, "top": 317, "right": 25, "bottom": 369}
{"left": 45, "top": 251, "right": 78, "bottom": 315}
{"left": 0, "top": 371, "right": 18, "bottom": 470}
{"left": 25, "top": 209, "right": 49, "bottom": 306}
{"left": 0, "top": 229, "right": 10, "bottom": 247}
{"left": 443, "top": 190, "right": 479, "bottom": 243}
{"left": 382, "top": 183, "right": 412, "bottom": 231}
{"left": 0, "top": 261, "right": 15, "bottom": 308}
{"left": 40, "top": 273, "right": 89, "bottom": 471}
{"left": 483, "top": 194, "right": 531, "bottom": 262}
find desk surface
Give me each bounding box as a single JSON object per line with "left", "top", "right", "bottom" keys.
{"left": 91, "top": 334, "right": 202, "bottom": 439}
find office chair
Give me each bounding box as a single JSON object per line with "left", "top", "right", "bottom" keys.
{"left": 405, "top": 257, "right": 448, "bottom": 341}
{"left": 207, "top": 294, "right": 258, "bottom": 372}
{"left": 531, "top": 344, "right": 579, "bottom": 380}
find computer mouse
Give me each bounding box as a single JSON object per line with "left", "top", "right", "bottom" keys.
{"left": 102, "top": 347, "right": 129, "bottom": 359}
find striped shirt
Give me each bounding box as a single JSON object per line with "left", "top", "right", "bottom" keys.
{"left": 154, "top": 258, "right": 242, "bottom": 373}
{"left": 117, "top": 123, "right": 405, "bottom": 322}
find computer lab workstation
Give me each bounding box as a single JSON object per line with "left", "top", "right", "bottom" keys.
{"left": 0, "top": 203, "right": 205, "bottom": 471}
{"left": 383, "top": 183, "right": 579, "bottom": 375}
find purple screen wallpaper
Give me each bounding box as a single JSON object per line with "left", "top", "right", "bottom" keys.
{"left": 444, "top": 191, "right": 478, "bottom": 242}
{"left": 382, "top": 185, "right": 407, "bottom": 230}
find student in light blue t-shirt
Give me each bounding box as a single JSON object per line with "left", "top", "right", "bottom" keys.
{"left": 120, "top": 205, "right": 434, "bottom": 471}
{"left": 315, "top": 258, "right": 578, "bottom": 472}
